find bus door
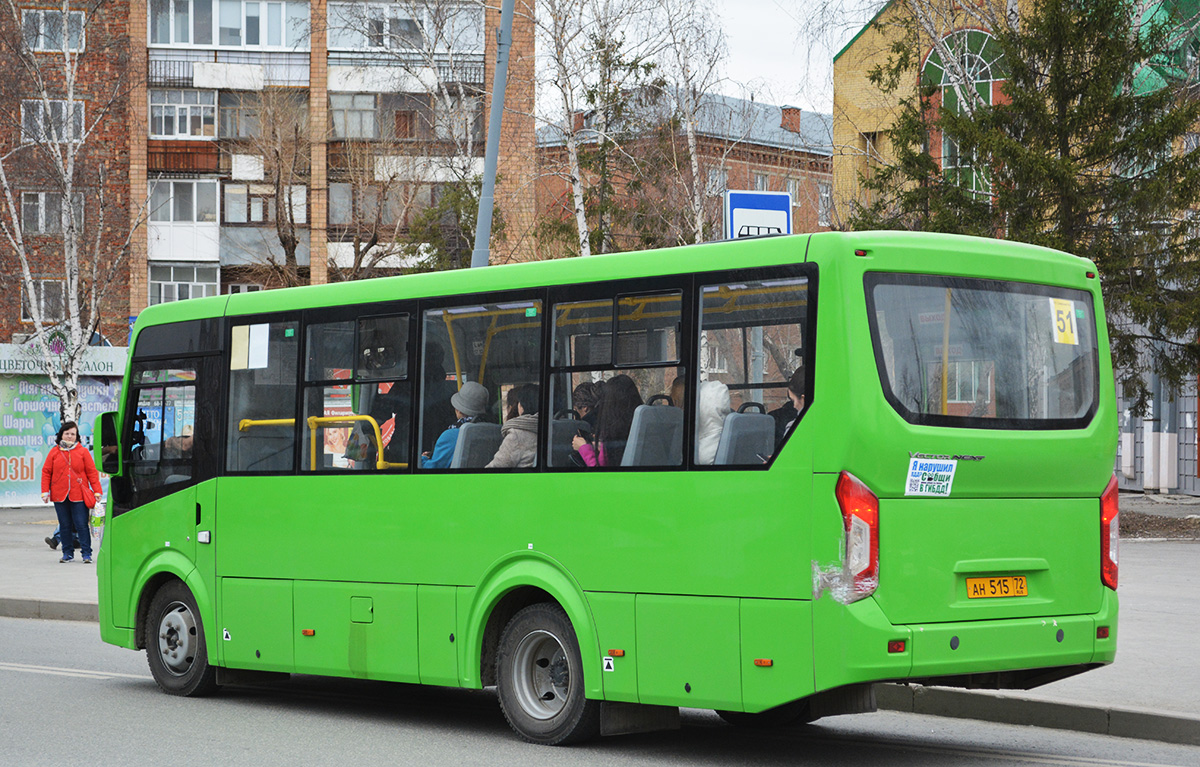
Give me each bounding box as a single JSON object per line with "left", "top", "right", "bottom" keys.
{"left": 109, "top": 355, "right": 220, "bottom": 629}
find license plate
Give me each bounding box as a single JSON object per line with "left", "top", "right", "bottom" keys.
{"left": 966, "top": 575, "right": 1028, "bottom": 599}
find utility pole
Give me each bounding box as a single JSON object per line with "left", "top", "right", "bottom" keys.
{"left": 471, "top": 0, "right": 517, "bottom": 268}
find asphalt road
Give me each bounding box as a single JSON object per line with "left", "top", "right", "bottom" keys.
{"left": 3, "top": 617, "right": 1199, "bottom": 767}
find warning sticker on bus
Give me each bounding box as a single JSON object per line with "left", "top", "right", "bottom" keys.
{"left": 905, "top": 457, "right": 957, "bottom": 497}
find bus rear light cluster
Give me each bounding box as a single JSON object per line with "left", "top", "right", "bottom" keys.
{"left": 836, "top": 471, "right": 880, "bottom": 602}
{"left": 1100, "top": 475, "right": 1119, "bottom": 590}
{"left": 1096, "top": 626, "right": 1110, "bottom": 639}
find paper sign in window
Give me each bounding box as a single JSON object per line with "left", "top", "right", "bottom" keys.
{"left": 230, "top": 323, "right": 271, "bottom": 369}
{"left": 1049, "top": 298, "right": 1078, "bottom": 346}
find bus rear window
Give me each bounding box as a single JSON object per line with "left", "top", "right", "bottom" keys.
{"left": 865, "top": 273, "right": 1098, "bottom": 429}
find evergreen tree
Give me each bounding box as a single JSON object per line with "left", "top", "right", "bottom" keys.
{"left": 851, "top": 0, "right": 1200, "bottom": 409}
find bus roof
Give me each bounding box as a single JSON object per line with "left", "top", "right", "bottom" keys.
{"left": 132, "top": 232, "right": 1093, "bottom": 330}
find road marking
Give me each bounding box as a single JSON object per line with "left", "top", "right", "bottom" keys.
{"left": 0, "top": 661, "right": 147, "bottom": 681}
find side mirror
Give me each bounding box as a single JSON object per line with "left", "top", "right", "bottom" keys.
{"left": 96, "top": 411, "right": 121, "bottom": 477}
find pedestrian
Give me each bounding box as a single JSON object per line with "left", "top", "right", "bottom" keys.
{"left": 43, "top": 526, "right": 81, "bottom": 551}
{"left": 40, "top": 421, "right": 103, "bottom": 564}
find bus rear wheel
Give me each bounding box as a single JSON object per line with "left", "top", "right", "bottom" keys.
{"left": 145, "top": 580, "right": 219, "bottom": 697}
{"left": 496, "top": 603, "right": 600, "bottom": 745}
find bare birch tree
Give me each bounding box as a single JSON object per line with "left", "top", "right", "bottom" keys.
{"left": 653, "top": 0, "right": 727, "bottom": 243}
{"left": 0, "top": 0, "right": 142, "bottom": 422}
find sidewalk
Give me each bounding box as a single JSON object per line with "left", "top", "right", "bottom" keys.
{"left": 2, "top": 496, "right": 1198, "bottom": 746}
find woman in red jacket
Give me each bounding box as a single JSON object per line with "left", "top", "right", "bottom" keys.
{"left": 40, "top": 421, "right": 103, "bottom": 564}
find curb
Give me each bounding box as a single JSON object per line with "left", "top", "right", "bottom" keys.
{"left": 0, "top": 598, "right": 97, "bottom": 623}
{"left": 876, "top": 683, "right": 1200, "bottom": 747}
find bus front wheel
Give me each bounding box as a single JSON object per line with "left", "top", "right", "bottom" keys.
{"left": 496, "top": 603, "right": 600, "bottom": 745}
{"left": 145, "top": 580, "right": 220, "bottom": 697}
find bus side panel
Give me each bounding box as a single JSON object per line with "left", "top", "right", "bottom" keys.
{"left": 810, "top": 472, "right": 914, "bottom": 692}
{"left": 587, "top": 592, "right": 639, "bottom": 703}
{"left": 220, "top": 577, "right": 294, "bottom": 672}
{"left": 293, "top": 581, "right": 419, "bottom": 682}
{"left": 635, "top": 595, "right": 741, "bottom": 709}
{"left": 107, "top": 483, "right": 200, "bottom": 629}
{"left": 418, "top": 584, "right": 459, "bottom": 686}
{"left": 740, "top": 598, "right": 815, "bottom": 713}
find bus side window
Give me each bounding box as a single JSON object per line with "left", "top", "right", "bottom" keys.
{"left": 695, "top": 275, "right": 810, "bottom": 466}
{"left": 126, "top": 367, "right": 199, "bottom": 491}
{"left": 419, "top": 297, "right": 543, "bottom": 470}
{"left": 549, "top": 291, "right": 685, "bottom": 469}
{"left": 226, "top": 320, "right": 300, "bottom": 473}
{"left": 302, "top": 315, "right": 412, "bottom": 472}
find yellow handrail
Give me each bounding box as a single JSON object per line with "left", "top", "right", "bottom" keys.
{"left": 306, "top": 415, "right": 407, "bottom": 471}
{"left": 239, "top": 418, "right": 295, "bottom": 431}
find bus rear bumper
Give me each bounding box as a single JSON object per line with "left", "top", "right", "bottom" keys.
{"left": 901, "top": 588, "right": 1118, "bottom": 688}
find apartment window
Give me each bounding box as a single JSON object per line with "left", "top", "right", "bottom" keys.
{"left": 394, "top": 110, "right": 414, "bottom": 139}
{"left": 218, "top": 92, "right": 259, "bottom": 138}
{"left": 22, "top": 192, "right": 84, "bottom": 235}
{"left": 753, "top": 172, "right": 770, "bottom": 192}
{"left": 224, "top": 183, "right": 307, "bottom": 224}
{"left": 223, "top": 283, "right": 262, "bottom": 294}
{"left": 705, "top": 166, "right": 727, "bottom": 197}
{"left": 149, "top": 264, "right": 219, "bottom": 305}
{"left": 23, "top": 10, "right": 85, "bottom": 52}
{"left": 330, "top": 94, "right": 379, "bottom": 138}
{"left": 327, "top": 182, "right": 414, "bottom": 227}
{"left": 818, "top": 182, "right": 832, "bottom": 227}
{"left": 150, "top": 90, "right": 217, "bottom": 138}
{"left": 150, "top": 180, "right": 219, "bottom": 223}
{"left": 433, "top": 96, "right": 478, "bottom": 142}
{"left": 21, "top": 100, "right": 84, "bottom": 143}
{"left": 786, "top": 178, "right": 800, "bottom": 202}
{"left": 328, "top": 3, "right": 482, "bottom": 53}
{"left": 151, "top": 0, "right": 306, "bottom": 47}
{"left": 21, "top": 280, "right": 65, "bottom": 322}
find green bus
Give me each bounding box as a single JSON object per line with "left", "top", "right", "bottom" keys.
{"left": 95, "top": 231, "right": 1119, "bottom": 745}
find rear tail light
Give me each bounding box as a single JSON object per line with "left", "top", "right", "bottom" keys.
{"left": 836, "top": 472, "right": 880, "bottom": 602}
{"left": 1100, "top": 475, "right": 1119, "bottom": 590}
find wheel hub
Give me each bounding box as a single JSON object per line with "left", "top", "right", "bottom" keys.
{"left": 157, "top": 601, "right": 197, "bottom": 676}
{"left": 511, "top": 629, "right": 571, "bottom": 720}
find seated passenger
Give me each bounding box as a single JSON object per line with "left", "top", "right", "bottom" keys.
{"left": 769, "top": 366, "right": 806, "bottom": 443}
{"left": 571, "top": 380, "right": 603, "bottom": 429}
{"left": 695, "top": 380, "right": 731, "bottom": 465}
{"left": 419, "top": 381, "right": 489, "bottom": 469}
{"left": 571, "top": 374, "right": 642, "bottom": 466}
{"left": 487, "top": 384, "right": 540, "bottom": 468}
{"left": 669, "top": 375, "right": 686, "bottom": 409}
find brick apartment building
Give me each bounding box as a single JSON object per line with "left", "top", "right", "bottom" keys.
{"left": 537, "top": 92, "right": 834, "bottom": 252}
{"left": 0, "top": 0, "right": 537, "bottom": 347}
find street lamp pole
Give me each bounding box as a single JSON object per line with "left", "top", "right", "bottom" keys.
{"left": 470, "top": 0, "right": 517, "bottom": 269}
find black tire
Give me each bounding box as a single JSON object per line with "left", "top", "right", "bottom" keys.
{"left": 716, "top": 699, "right": 817, "bottom": 728}
{"left": 145, "top": 580, "right": 220, "bottom": 697}
{"left": 496, "top": 603, "right": 601, "bottom": 745}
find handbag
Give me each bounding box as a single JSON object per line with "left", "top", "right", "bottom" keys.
{"left": 67, "top": 451, "right": 97, "bottom": 509}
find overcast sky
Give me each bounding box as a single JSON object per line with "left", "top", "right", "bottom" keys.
{"left": 714, "top": 0, "right": 872, "bottom": 115}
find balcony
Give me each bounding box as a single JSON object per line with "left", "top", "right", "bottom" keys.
{"left": 149, "top": 50, "right": 310, "bottom": 88}
{"left": 148, "top": 141, "right": 220, "bottom": 174}
{"left": 327, "top": 52, "right": 484, "bottom": 88}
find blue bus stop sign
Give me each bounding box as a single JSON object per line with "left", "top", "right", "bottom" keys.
{"left": 724, "top": 190, "right": 793, "bottom": 239}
